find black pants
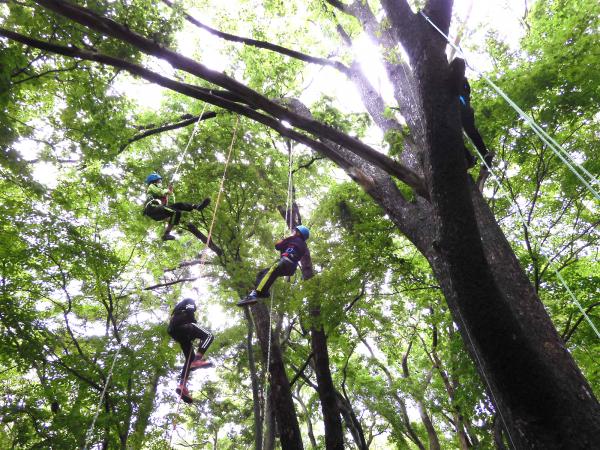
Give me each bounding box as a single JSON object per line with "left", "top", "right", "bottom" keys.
{"left": 168, "top": 323, "right": 214, "bottom": 382}
{"left": 460, "top": 104, "right": 488, "bottom": 158}
{"left": 144, "top": 202, "right": 195, "bottom": 226}
{"left": 255, "top": 258, "right": 297, "bottom": 297}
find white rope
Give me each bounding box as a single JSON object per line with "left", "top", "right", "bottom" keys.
{"left": 420, "top": 8, "right": 600, "bottom": 342}
{"left": 419, "top": 11, "right": 600, "bottom": 202}
{"left": 83, "top": 256, "right": 152, "bottom": 450}
{"left": 285, "top": 140, "right": 294, "bottom": 232}
{"left": 166, "top": 115, "right": 240, "bottom": 447}
{"left": 171, "top": 102, "right": 209, "bottom": 184}
{"left": 477, "top": 154, "right": 600, "bottom": 342}
{"left": 82, "top": 342, "right": 124, "bottom": 450}
{"left": 259, "top": 290, "right": 274, "bottom": 450}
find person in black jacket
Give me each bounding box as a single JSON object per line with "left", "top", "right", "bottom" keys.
{"left": 449, "top": 58, "right": 493, "bottom": 169}
{"left": 237, "top": 225, "right": 310, "bottom": 307}
{"left": 167, "top": 298, "right": 214, "bottom": 404}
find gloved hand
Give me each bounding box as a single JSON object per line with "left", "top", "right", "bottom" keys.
{"left": 196, "top": 198, "right": 211, "bottom": 210}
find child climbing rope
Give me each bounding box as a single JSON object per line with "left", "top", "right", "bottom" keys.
{"left": 167, "top": 297, "right": 214, "bottom": 404}
{"left": 449, "top": 58, "right": 493, "bottom": 169}
{"left": 237, "top": 225, "right": 310, "bottom": 307}
{"left": 143, "top": 172, "right": 211, "bottom": 241}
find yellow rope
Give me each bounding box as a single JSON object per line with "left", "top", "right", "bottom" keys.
{"left": 167, "top": 115, "right": 240, "bottom": 448}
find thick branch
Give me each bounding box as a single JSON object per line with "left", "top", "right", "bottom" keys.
{"left": 28, "top": 0, "right": 428, "bottom": 198}
{"left": 2, "top": 27, "right": 428, "bottom": 198}
{"left": 162, "top": 0, "right": 350, "bottom": 75}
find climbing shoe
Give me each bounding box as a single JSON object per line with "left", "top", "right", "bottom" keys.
{"left": 189, "top": 358, "right": 213, "bottom": 371}
{"left": 162, "top": 234, "right": 176, "bottom": 241}
{"left": 237, "top": 290, "right": 258, "bottom": 307}
{"left": 195, "top": 198, "right": 211, "bottom": 211}
{"left": 175, "top": 385, "right": 193, "bottom": 404}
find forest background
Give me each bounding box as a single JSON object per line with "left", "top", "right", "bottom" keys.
{"left": 0, "top": 0, "right": 598, "bottom": 448}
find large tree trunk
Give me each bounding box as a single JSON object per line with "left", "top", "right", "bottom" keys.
{"left": 10, "top": 1, "right": 600, "bottom": 447}
{"left": 244, "top": 307, "right": 263, "bottom": 450}
{"left": 310, "top": 303, "right": 345, "bottom": 450}
{"left": 251, "top": 302, "right": 303, "bottom": 450}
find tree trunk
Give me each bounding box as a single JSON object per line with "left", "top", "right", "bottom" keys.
{"left": 294, "top": 386, "right": 318, "bottom": 449}
{"left": 251, "top": 302, "right": 303, "bottom": 450}
{"left": 244, "top": 307, "right": 263, "bottom": 450}
{"left": 334, "top": 390, "right": 367, "bottom": 450}
{"left": 417, "top": 403, "right": 440, "bottom": 450}
{"left": 310, "top": 303, "right": 345, "bottom": 450}
{"left": 264, "top": 389, "right": 277, "bottom": 450}
{"left": 413, "top": 38, "right": 600, "bottom": 448}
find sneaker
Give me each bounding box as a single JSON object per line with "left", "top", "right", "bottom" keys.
{"left": 162, "top": 234, "right": 176, "bottom": 241}
{"left": 195, "top": 198, "right": 211, "bottom": 211}
{"left": 237, "top": 290, "right": 258, "bottom": 307}
{"left": 189, "top": 358, "right": 214, "bottom": 371}
{"left": 175, "top": 385, "right": 193, "bottom": 404}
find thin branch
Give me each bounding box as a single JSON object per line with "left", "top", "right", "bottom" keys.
{"left": 143, "top": 276, "right": 198, "bottom": 290}
{"left": 562, "top": 301, "right": 600, "bottom": 343}
{"left": 162, "top": 0, "right": 351, "bottom": 75}
{"left": 118, "top": 111, "right": 217, "bottom": 154}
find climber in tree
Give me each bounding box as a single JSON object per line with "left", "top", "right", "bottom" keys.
{"left": 237, "top": 225, "right": 310, "bottom": 307}
{"left": 449, "top": 58, "right": 493, "bottom": 169}
{"left": 143, "top": 172, "right": 211, "bottom": 241}
{"left": 168, "top": 297, "right": 214, "bottom": 404}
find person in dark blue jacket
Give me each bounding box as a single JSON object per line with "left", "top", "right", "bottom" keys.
{"left": 237, "top": 225, "right": 310, "bottom": 307}
{"left": 167, "top": 298, "right": 214, "bottom": 404}
{"left": 449, "top": 58, "right": 493, "bottom": 169}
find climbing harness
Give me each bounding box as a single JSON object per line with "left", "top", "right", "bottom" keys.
{"left": 166, "top": 114, "right": 240, "bottom": 447}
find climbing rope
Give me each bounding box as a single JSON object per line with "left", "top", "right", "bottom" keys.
{"left": 419, "top": 11, "right": 600, "bottom": 202}
{"left": 255, "top": 140, "right": 295, "bottom": 449}
{"left": 476, "top": 152, "right": 600, "bottom": 342}
{"left": 419, "top": 9, "right": 600, "bottom": 342}
{"left": 82, "top": 255, "right": 151, "bottom": 450}
{"left": 166, "top": 115, "right": 240, "bottom": 448}
{"left": 82, "top": 343, "right": 123, "bottom": 450}
{"left": 171, "top": 102, "right": 209, "bottom": 185}
{"left": 285, "top": 139, "right": 294, "bottom": 232}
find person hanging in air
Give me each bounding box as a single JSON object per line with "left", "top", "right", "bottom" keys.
{"left": 449, "top": 58, "right": 493, "bottom": 169}
{"left": 237, "top": 225, "right": 310, "bottom": 307}
{"left": 168, "top": 297, "right": 214, "bottom": 404}
{"left": 143, "top": 172, "right": 211, "bottom": 241}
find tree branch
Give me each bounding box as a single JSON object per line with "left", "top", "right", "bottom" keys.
{"left": 162, "top": 0, "right": 351, "bottom": 75}
{"left": 26, "top": 0, "right": 428, "bottom": 198}
{"left": 1, "top": 26, "right": 428, "bottom": 198}
{"left": 119, "top": 111, "right": 217, "bottom": 153}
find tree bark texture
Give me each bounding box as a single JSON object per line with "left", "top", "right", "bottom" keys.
{"left": 310, "top": 307, "right": 345, "bottom": 450}
{"left": 251, "top": 302, "right": 303, "bottom": 450}
{"left": 244, "top": 307, "right": 263, "bottom": 450}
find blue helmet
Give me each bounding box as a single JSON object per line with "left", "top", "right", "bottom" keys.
{"left": 145, "top": 172, "right": 162, "bottom": 184}
{"left": 295, "top": 225, "right": 310, "bottom": 241}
